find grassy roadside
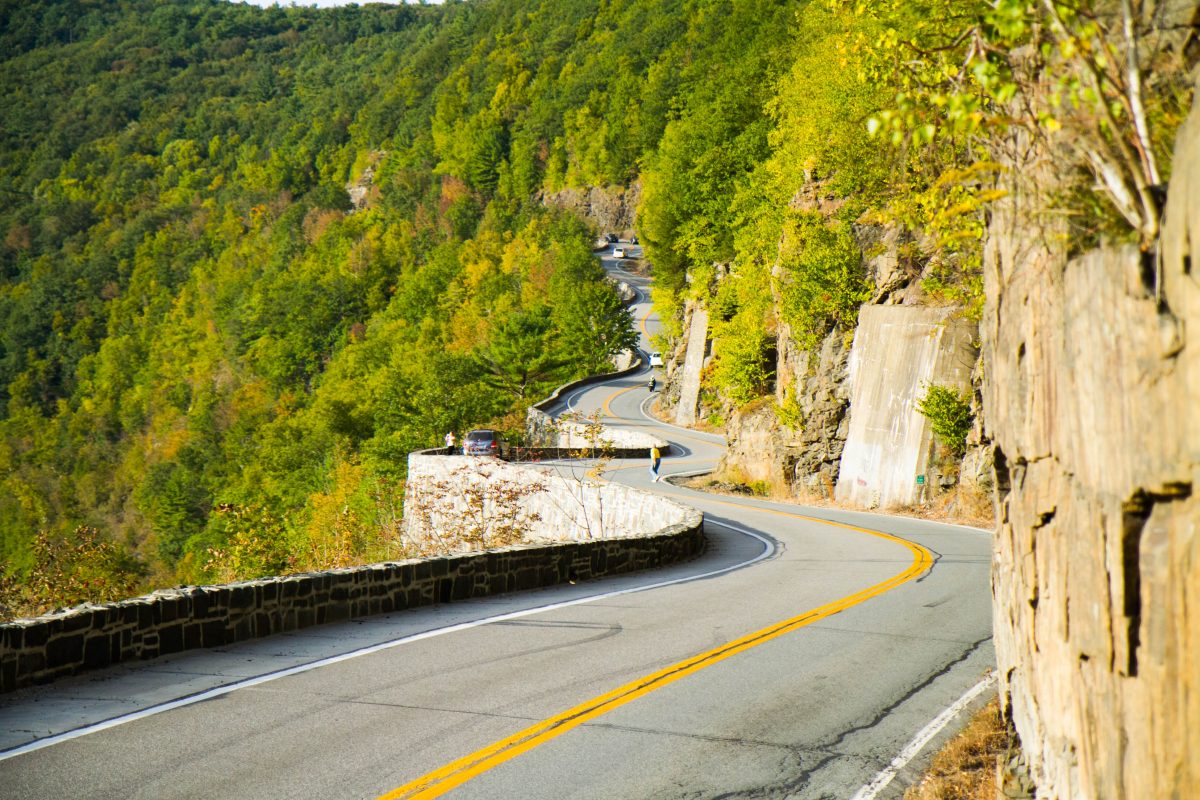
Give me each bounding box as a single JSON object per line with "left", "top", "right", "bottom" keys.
{"left": 904, "top": 697, "right": 1008, "bottom": 800}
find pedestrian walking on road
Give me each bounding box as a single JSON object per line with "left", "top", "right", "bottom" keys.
{"left": 444, "top": 431, "right": 456, "bottom": 454}
{"left": 649, "top": 445, "right": 661, "bottom": 482}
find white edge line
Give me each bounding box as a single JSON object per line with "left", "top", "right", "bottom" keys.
{"left": 0, "top": 520, "right": 773, "bottom": 762}
{"left": 636, "top": 394, "right": 727, "bottom": 443}
{"left": 849, "top": 671, "right": 999, "bottom": 800}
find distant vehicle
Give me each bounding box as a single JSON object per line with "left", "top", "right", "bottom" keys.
{"left": 613, "top": 247, "right": 626, "bottom": 258}
{"left": 649, "top": 351, "right": 664, "bottom": 367}
{"left": 463, "top": 429, "right": 508, "bottom": 458}
{"left": 605, "top": 233, "right": 618, "bottom": 243}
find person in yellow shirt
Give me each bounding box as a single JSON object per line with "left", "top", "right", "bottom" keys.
{"left": 650, "top": 445, "right": 662, "bottom": 482}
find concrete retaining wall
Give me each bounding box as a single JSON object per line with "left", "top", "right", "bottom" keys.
{"left": 835, "top": 305, "right": 975, "bottom": 508}
{"left": 0, "top": 519, "right": 703, "bottom": 694}
{"left": 674, "top": 302, "right": 709, "bottom": 426}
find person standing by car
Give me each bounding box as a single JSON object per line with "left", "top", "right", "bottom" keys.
{"left": 444, "top": 431, "right": 456, "bottom": 454}
{"left": 649, "top": 444, "right": 662, "bottom": 482}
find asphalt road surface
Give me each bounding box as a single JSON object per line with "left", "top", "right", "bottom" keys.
{"left": 0, "top": 240, "right": 993, "bottom": 799}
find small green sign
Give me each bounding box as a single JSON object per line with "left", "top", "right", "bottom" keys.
{"left": 916, "top": 474, "right": 926, "bottom": 485}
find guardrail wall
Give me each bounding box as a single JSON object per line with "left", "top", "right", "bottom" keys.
{"left": 1, "top": 518, "right": 702, "bottom": 693}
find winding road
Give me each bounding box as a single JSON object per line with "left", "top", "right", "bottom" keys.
{"left": 0, "top": 242, "right": 994, "bottom": 799}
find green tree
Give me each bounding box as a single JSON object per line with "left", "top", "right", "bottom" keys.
{"left": 474, "top": 309, "right": 566, "bottom": 399}
{"left": 552, "top": 281, "right": 638, "bottom": 373}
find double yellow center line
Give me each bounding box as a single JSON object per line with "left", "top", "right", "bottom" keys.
{"left": 380, "top": 515, "right": 933, "bottom": 799}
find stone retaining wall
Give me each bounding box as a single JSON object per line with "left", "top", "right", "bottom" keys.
{"left": 525, "top": 353, "right": 668, "bottom": 451}
{"left": 0, "top": 520, "right": 703, "bottom": 694}
{"left": 526, "top": 410, "right": 668, "bottom": 450}
{"left": 403, "top": 452, "right": 699, "bottom": 551}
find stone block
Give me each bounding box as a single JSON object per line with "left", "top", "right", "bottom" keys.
{"left": 231, "top": 615, "right": 254, "bottom": 641}
{"left": 46, "top": 633, "right": 84, "bottom": 668}
{"left": 156, "top": 597, "right": 181, "bottom": 624}
{"left": 138, "top": 600, "right": 161, "bottom": 628}
{"left": 1, "top": 626, "right": 22, "bottom": 652}
{"left": 18, "top": 650, "right": 45, "bottom": 677}
{"left": 229, "top": 586, "right": 254, "bottom": 611}
{"left": 183, "top": 623, "right": 201, "bottom": 650}
{"left": 56, "top": 611, "right": 94, "bottom": 635}
{"left": 89, "top": 607, "right": 113, "bottom": 630}
{"left": 82, "top": 635, "right": 112, "bottom": 669}
{"left": 158, "top": 624, "right": 184, "bottom": 655}
{"left": 201, "top": 620, "right": 225, "bottom": 647}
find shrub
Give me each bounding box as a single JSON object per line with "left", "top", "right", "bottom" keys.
{"left": 0, "top": 527, "right": 143, "bottom": 621}
{"left": 917, "top": 384, "right": 973, "bottom": 457}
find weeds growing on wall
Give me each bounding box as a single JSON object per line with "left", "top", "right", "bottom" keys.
{"left": 774, "top": 387, "right": 805, "bottom": 432}
{"left": 403, "top": 463, "right": 546, "bottom": 554}
{"left": 917, "top": 384, "right": 974, "bottom": 457}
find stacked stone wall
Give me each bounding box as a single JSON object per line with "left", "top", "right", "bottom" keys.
{"left": 0, "top": 520, "right": 703, "bottom": 694}
{"left": 525, "top": 354, "right": 667, "bottom": 450}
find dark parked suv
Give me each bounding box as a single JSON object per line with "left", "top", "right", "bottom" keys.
{"left": 463, "top": 429, "right": 508, "bottom": 458}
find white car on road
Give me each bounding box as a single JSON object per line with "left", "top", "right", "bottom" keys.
{"left": 649, "top": 351, "right": 664, "bottom": 367}
{"left": 613, "top": 247, "right": 626, "bottom": 258}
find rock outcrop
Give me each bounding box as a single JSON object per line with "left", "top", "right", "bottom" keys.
{"left": 984, "top": 86, "right": 1200, "bottom": 799}
{"left": 540, "top": 183, "right": 641, "bottom": 235}
{"left": 715, "top": 321, "right": 852, "bottom": 495}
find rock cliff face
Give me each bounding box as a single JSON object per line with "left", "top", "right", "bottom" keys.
{"left": 714, "top": 320, "right": 853, "bottom": 494}
{"left": 984, "top": 88, "right": 1199, "bottom": 799}
{"left": 660, "top": 258, "right": 978, "bottom": 501}
{"left": 539, "top": 183, "right": 641, "bottom": 235}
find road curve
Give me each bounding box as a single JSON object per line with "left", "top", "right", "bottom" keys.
{"left": 0, "top": 242, "right": 993, "bottom": 800}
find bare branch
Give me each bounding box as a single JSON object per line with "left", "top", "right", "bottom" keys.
{"left": 1119, "top": 0, "right": 1161, "bottom": 185}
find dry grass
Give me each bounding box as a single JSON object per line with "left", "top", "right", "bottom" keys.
{"left": 890, "top": 483, "right": 997, "bottom": 529}
{"left": 905, "top": 697, "right": 1007, "bottom": 800}
{"left": 680, "top": 474, "right": 997, "bottom": 530}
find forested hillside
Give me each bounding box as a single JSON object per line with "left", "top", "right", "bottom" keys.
{"left": 0, "top": 0, "right": 798, "bottom": 612}
{"left": 2, "top": 0, "right": 1190, "bottom": 617}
